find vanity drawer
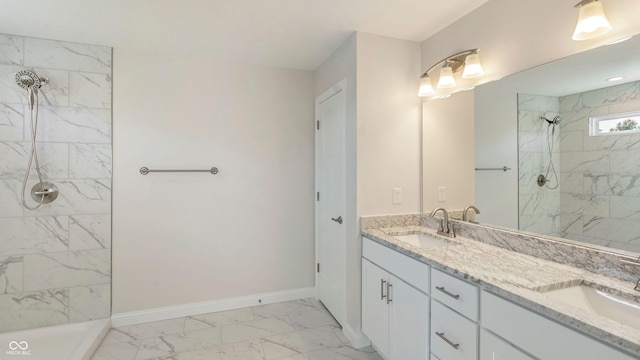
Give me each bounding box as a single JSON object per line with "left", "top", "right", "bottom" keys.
{"left": 480, "top": 329, "right": 533, "bottom": 360}
{"left": 431, "top": 299, "right": 478, "bottom": 360}
{"left": 363, "top": 237, "right": 430, "bottom": 293}
{"left": 431, "top": 268, "right": 478, "bottom": 320}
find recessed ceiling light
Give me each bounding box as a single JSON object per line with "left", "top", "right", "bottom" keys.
{"left": 607, "top": 76, "right": 624, "bottom": 82}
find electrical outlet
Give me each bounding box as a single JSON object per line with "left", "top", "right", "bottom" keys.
{"left": 437, "top": 186, "right": 446, "bottom": 202}
{"left": 392, "top": 187, "right": 402, "bottom": 205}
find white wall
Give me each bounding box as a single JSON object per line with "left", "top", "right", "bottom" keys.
{"left": 112, "top": 49, "right": 315, "bottom": 314}
{"left": 474, "top": 81, "right": 519, "bottom": 227}
{"left": 422, "top": 90, "right": 474, "bottom": 211}
{"left": 357, "top": 32, "right": 422, "bottom": 216}
{"left": 420, "top": 0, "right": 640, "bottom": 224}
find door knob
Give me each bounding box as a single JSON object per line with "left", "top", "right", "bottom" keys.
{"left": 331, "top": 216, "right": 343, "bottom": 224}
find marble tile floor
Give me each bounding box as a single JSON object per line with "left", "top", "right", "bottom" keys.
{"left": 91, "top": 298, "right": 382, "bottom": 360}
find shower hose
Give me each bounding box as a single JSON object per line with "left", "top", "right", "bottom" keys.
{"left": 21, "top": 88, "right": 46, "bottom": 210}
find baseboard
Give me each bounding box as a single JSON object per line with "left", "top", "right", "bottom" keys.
{"left": 342, "top": 322, "right": 371, "bottom": 349}
{"left": 79, "top": 319, "right": 111, "bottom": 360}
{"left": 111, "top": 287, "right": 315, "bottom": 327}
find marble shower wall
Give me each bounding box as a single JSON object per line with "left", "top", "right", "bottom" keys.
{"left": 517, "top": 94, "right": 561, "bottom": 236}
{"left": 558, "top": 81, "right": 640, "bottom": 252}
{"left": 0, "top": 34, "right": 112, "bottom": 332}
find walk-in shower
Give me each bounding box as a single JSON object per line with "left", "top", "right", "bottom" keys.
{"left": 537, "top": 115, "right": 560, "bottom": 189}
{"left": 1, "top": 34, "right": 113, "bottom": 360}
{"left": 15, "top": 70, "right": 59, "bottom": 209}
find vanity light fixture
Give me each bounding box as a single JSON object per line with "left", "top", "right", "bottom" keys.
{"left": 418, "top": 76, "right": 435, "bottom": 96}
{"left": 418, "top": 49, "right": 484, "bottom": 97}
{"left": 461, "top": 52, "right": 483, "bottom": 79}
{"left": 437, "top": 65, "right": 456, "bottom": 88}
{"left": 572, "top": 0, "right": 612, "bottom": 41}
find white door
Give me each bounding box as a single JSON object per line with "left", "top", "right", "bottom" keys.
{"left": 315, "top": 81, "right": 347, "bottom": 326}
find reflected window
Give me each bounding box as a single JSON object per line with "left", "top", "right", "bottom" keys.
{"left": 589, "top": 111, "right": 640, "bottom": 136}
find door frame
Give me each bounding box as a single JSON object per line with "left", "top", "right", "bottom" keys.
{"left": 314, "top": 78, "right": 347, "bottom": 326}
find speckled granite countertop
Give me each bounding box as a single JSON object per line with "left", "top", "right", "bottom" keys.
{"left": 362, "top": 225, "right": 640, "bottom": 356}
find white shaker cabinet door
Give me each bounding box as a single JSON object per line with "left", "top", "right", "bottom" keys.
{"left": 389, "top": 275, "right": 429, "bottom": 360}
{"left": 362, "top": 259, "right": 390, "bottom": 358}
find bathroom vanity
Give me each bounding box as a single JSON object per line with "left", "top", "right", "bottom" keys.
{"left": 361, "top": 214, "right": 640, "bottom": 360}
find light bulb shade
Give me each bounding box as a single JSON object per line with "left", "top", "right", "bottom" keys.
{"left": 461, "top": 53, "right": 484, "bottom": 79}
{"left": 418, "top": 76, "right": 434, "bottom": 97}
{"left": 437, "top": 66, "right": 456, "bottom": 88}
{"left": 572, "top": 1, "right": 612, "bottom": 41}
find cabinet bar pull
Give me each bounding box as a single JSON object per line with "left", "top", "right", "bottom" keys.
{"left": 436, "top": 286, "right": 460, "bottom": 300}
{"left": 381, "top": 279, "right": 387, "bottom": 300}
{"left": 386, "top": 283, "right": 393, "bottom": 304}
{"left": 436, "top": 331, "right": 460, "bottom": 350}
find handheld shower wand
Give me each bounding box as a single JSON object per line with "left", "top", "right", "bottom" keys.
{"left": 15, "top": 70, "right": 47, "bottom": 112}
{"left": 537, "top": 115, "right": 561, "bottom": 189}
{"left": 15, "top": 70, "right": 58, "bottom": 210}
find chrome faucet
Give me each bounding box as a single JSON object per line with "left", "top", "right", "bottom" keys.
{"left": 430, "top": 207, "right": 455, "bottom": 238}
{"left": 462, "top": 205, "right": 481, "bottom": 222}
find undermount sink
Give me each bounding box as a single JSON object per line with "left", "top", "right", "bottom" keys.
{"left": 541, "top": 284, "right": 640, "bottom": 331}
{"left": 392, "top": 233, "right": 454, "bottom": 249}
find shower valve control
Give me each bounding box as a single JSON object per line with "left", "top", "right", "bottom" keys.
{"left": 31, "top": 182, "right": 59, "bottom": 204}
{"left": 537, "top": 175, "right": 548, "bottom": 187}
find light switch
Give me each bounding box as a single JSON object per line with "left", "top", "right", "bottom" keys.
{"left": 437, "top": 186, "right": 446, "bottom": 202}
{"left": 392, "top": 187, "right": 402, "bottom": 205}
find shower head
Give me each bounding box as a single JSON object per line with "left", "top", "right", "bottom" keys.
{"left": 540, "top": 115, "right": 561, "bottom": 125}
{"left": 15, "top": 70, "right": 48, "bottom": 90}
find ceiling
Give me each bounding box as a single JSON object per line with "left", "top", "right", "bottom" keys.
{"left": 0, "top": 0, "right": 489, "bottom": 70}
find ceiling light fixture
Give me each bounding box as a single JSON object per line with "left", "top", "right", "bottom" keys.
{"left": 572, "top": 0, "right": 612, "bottom": 41}
{"left": 607, "top": 76, "right": 624, "bottom": 82}
{"left": 418, "top": 49, "right": 484, "bottom": 97}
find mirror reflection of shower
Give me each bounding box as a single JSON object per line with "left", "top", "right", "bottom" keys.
{"left": 15, "top": 70, "right": 59, "bottom": 209}
{"left": 536, "top": 114, "right": 560, "bottom": 189}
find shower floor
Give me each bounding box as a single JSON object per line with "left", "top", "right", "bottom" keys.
{"left": 91, "top": 298, "right": 381, "bottom": 360}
